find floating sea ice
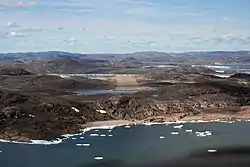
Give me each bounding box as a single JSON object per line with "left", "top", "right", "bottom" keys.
{"left": 72, "top": 107, "right": 80, "bottom": 112}
{"left": 195, "top": 132, "right": 207, "bottom": 137}
{"left": 72, "top": 137, "right": 77, "bottom": 140}
{"left": 94, "top": 156, "right": 103, "bottom": 160}
{"left": 171, "top": 132, "right": 179, "bottom": 135}
{"left": 80, "top": 137, "right": 85, "bottom": 139}
{"left": 108, "top": 135, "right": 113, "bottom": 137}
{"left": 90, "top": 133, "right": 99, "bottom": 137}
{"left": 159, "top": 136, "right": 165, "bottom": 139}
{"left": 82, "top": 144, "right": 91, "bottom": 147}
{"left": 125, "top": 126, "right": 130, "bottom": 128}
{"left": 94, "top": 129, "right": 99, "bottom": 132}
{"left": 173, "top": 125, "right": 183, "bottom": 129}
{"left": 100, "top": 134, "right": 106, "bottom": 137}
{"left": 208, "top": 149, "right": 217, "bottom": 153}
{"left": 185, "top": 129, "right": 193, "bottom": 132}
{"left": 76, "top": 144, "right": 83, "bottom": 146}
{"left": 0, "top": 150, "right": 2, "bottom": 153}
{"left": 108, "top": 130, "right": 112, "bottom": 132}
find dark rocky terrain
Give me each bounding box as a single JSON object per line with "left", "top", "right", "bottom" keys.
{"left": 0, "top": 67, "right": 32, "bottom": 76}
{"left": 0, "top": 51, "right": 249, "bottom": 141}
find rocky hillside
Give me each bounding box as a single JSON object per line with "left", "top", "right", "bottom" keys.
{"left": 97, "top": 82, "right": 250, "bottom": 120}
{"left": 0, "top": 90, "right": 113, "bottom": 141}
{"left": 0, "top": 67, "right": 32, "bottom": 76}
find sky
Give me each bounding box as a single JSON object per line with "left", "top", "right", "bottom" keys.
{"left": 0, "top": 0, "right": 249, "bottom": 53}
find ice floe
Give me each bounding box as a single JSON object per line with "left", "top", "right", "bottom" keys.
{"left": 173, "top": 125, "right": 183, "bottom": 129}
{"left": 80, "top": 137, "right": 84, "bottom": 139}
{"left": 76, "top": 143, "right": 91, "bottom": 147}
{"left": 125, "top": 126, "right": 131, "bottom": 128}
{"left": 90, "top": 134, "right": 99, "bottom": 137}
{"left": 195, "top": 131, "right": 212, "bottom": 137}
{"left": 171, "top": 132, "right": 179, "bottom": 135}
{"left": 100, "top": 134, "right": 106, "bottom": 137}
{"left": 94, "top": 130, "right": 99, "bottom": 132}
{"left": 71, "top": 107, "right": 79, "bottom": 112}
{"left": 185, "top": 129, "right": 193, "bottom": 133}
{"left": 0, "top": 150, "right": 2, "bottom": 153}
{"left": 94, "top": 156, "right": 103, "bottom": 160}
{"left": 159, "top": 136, "right": 165, "bottom": 139}
{"left": 208, "top": 149, "right": 217, "bottom": 153}
{"left": 108, "top": 135, "right": 113, "bottom": 137}
{"left": 72, "top": 137, "right": 77, "bottom": 140}
{"left": 108, "top": 130, "right": 112, "bottom": 132}
{"left": 30, "top": 139, "right": 62, "bottom": 145}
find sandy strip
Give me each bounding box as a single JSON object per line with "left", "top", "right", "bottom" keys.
{"left": 86, "top": 120, "right": 133, "bottom": 127}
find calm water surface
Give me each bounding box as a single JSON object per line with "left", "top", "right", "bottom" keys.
{"left": 74, "top": 89, "right": 137, "bottom": 95}
{"left": 1, "top": 122, "right": 250, "bottom": 167}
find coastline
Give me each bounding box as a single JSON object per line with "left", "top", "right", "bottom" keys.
{"left": 1, "top": 114, "right": 250, "bottom": 145}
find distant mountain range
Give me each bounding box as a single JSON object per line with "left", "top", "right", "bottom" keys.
{"left": 0, "top": 51, "right": 249, "bottom": 63}
{"left": 0, "top": 51, "right": 249, "bottom": 74}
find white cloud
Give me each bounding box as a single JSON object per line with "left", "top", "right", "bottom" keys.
{"left": 64, "top": 37, "right": 77, "bottom": 43}
{"left": 124, "top": 6, "right": 163, "bottom": 18}
{"left": 213, "top": 34, "right": 250, "bottom": 44}
{"left": 183, "top": 12, "right": 204, "bottom": 16}
{"left": 6, "top": 31, "right": 25, "bottom": 37}
{"left": 0, "top": 0, "right": 37, "bottom": 7}
{"left": 7, "top": 21, "right": 20, "bottom": 27}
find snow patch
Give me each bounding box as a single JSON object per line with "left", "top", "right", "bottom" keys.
{"left": 29, "top": 114, "right": 35, "bottom": 118}
{"left": 96, "top": 110, "right": 107, "bottom": 114}
{"left": 72, "top": 107, "right": 79, "bottom": 112}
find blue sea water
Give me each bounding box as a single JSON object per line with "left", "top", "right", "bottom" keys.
{"left": 1, "top": 121, "right": 250, "bottom": 167}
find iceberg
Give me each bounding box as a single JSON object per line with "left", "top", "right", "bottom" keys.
{"left": 208, "top": 149, "right": 217, "bottom": 153}
{"left": 171, "top": 132, "right": 179, "bottom": 135}
{"left": 173, "top": 125, "right": 183, "bottom": 129}
{"left": 94, "top": 157, "right": 103, "bottom": 160}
